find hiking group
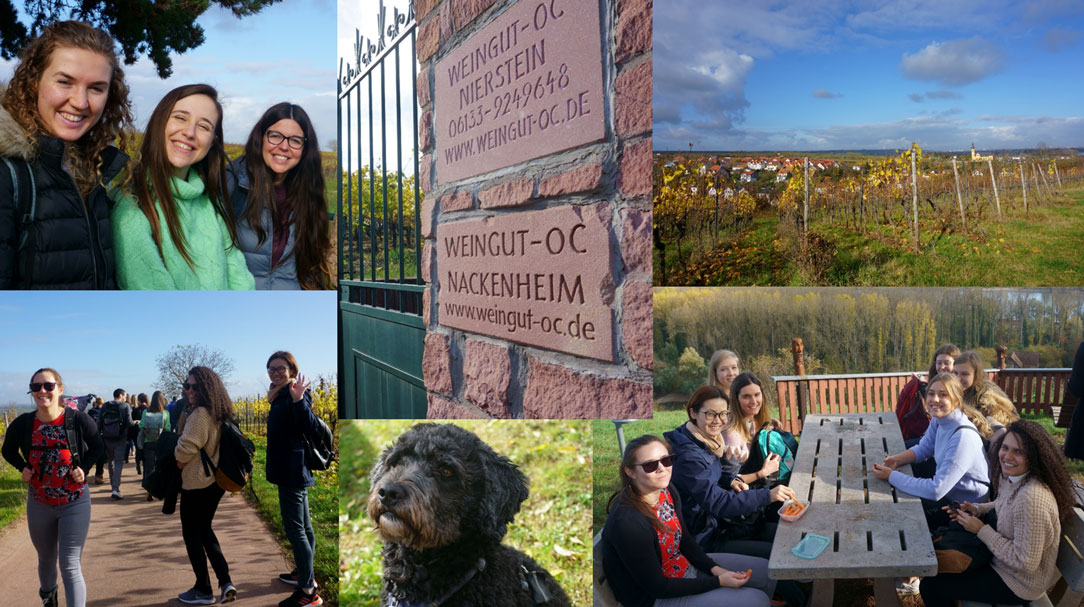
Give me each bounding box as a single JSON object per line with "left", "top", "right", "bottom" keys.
{"left": 1, "top": 350, "right": 334, "bottom": 607}
{"left": 600, "top": 347, "right": 1077, "bottom": 607}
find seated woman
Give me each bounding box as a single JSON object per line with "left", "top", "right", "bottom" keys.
{"left": 228, "top": 103, "right": 334, "bottom": 290}
{"left": 601, "top": 434, "right": 776, "bottom": 607}
{"left": 111, "top": 84, "right": 254, "bottom": 290}
{"left": 919, "top": 420, "right": 1071, "bottom": 607}
{"left": 897, "top": 344, "right": 960, "bottom": 478}
{"left": 873, "top": 373, "right": 990, "bottom": 514}
{"left": 954, "top": 351, "right": 1019, "bottom": 447}
{"left": 721, "top": 373, "right": 782, "bottom": 485}
{"left": 664, "top": 386, "right": 794, "bottom": 557}
{"left": 707, "top": 350, "right": 741, "bottom": 395}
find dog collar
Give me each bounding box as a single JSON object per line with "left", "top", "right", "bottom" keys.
{"left": 387, "top": 557, "right": 486, "bottom": 607}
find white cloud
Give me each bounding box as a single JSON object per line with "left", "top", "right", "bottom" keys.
{"left": 900, "top": 36, "right": 1006, "bottom": 86}
{"left": 813, "top": 89, "right": 844, "bottom": 99}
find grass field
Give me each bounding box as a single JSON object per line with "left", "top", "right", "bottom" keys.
{"left": 0, "top": 458, "right": 25, "bottom": 532}
{"left": 338, "top": 420, "right": 592, "bottom": 607}
{"left": 658, "top": 186, "right": 1084, "bottom": 286}
{"left": 245, "top": 435, "right": 339, "bottom": 607}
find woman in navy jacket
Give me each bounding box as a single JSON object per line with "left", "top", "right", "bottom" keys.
{"left": 265, "top": 351, "right": 325, "bottom": 607}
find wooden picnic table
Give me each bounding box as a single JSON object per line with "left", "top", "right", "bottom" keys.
{"left": 769, "top": 413, "right": 937, "bottom": 607}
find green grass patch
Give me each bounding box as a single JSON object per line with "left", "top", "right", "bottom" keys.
{"left": 0, "top": 462, "right": 26, "bottom": 531}
{"left": 339, "top": 420, "right": 592, "bottom": 607}
{"left": 245, "top": 435, "right": 339, "bottom": 607}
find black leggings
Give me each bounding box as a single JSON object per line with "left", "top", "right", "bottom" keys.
{"left": 180, "top": 484, "right": 231, "bottom": 594}
{"left": 919, "top": 566, "right": 1028, "bottom": 607}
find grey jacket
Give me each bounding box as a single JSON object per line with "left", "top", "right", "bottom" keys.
{"left": 226, "top": 156, "right": 301, "bottom": 290}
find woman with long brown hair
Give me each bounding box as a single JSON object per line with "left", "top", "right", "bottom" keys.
{"left": 174, "top": 366, "right": 237, "bottom": 604}
{"left": 600, "top": 434, "right": 776, "bottom": 607}
{"left": 111, "top": 84, "right": 254, "bottom": 290}
{"left": 228, "top": 103, "right": 333, "bottom": 290}
{"left": 0, "top": 21, "right": 133, "bottom": 289}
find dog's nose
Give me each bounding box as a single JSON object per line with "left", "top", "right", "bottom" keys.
{"left": 378, "top": 482, "right": 405, "bottom": 505}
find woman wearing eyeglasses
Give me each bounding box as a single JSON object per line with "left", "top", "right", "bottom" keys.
{"left": 111, "top": 84, "right": 255, "bottom": 290}
{"left": 600, "top": 434, "right": 775, "bottom": 607}
{"left": 665, "top": 387, "right": 797, "bottom": 571}
{"left": 227, "top": 104, "right": 334, "bottom": 290}
{"left": 1, "top": 368, "right": 103, "bottom": 607}
{"left": 264, "top": 351, "right": 325, "bottom": 607}
{"left": 173, "top": 366, "right": 236, "bottom": 605}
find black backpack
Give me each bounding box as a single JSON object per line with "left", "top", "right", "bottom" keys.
{"left": 100, "top": 402, "right": 125, "bottom": 441}
{"left": 303, "top": 416, "right": 335, "bottom": 472}
{"left": 200, "top": 419, "right": 256, "bottom": 493}
{"left": 22, "top": 410, "right": 84, "bottom": 469}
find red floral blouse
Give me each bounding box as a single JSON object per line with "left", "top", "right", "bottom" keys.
{"left": 29, "top": 412, "right": 84, "bottom": 506}
{"left": 653, "top": 487, "right": 691, "bottom": 578}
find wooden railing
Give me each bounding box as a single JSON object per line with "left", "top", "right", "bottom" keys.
{"left": 772, "top": 368, "right": 1070, "bottom": 434}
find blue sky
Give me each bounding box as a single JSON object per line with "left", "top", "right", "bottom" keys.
{"left": 654, "top": 1, "right": 1084, "bottom": 151}
{"left": 0, "top": 291, "right": 336, "bottom": 408}
{"left": 3, "top": 0, "right": 336, "bottom": 146}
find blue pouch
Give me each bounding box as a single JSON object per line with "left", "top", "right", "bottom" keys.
{"left": 792, "top": 533, "right": 830, "bottom": 559}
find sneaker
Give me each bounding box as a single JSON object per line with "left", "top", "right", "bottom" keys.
{"left": 220, "top": 583, "right": 237, "bottom": 603}
{"left": 39, "top": 587, "right": 58, "bottom": 607}
{"left": 94, "top": 475, "right": 104, "bottom": 485}
{"left": 895, "top": 577, "right": 921, "bottom": 596}
{"left": 147, "top": 493, "right": 154, "bottom": 501}
{"left": 110, "top": 490, "right": 124, "bottom": 500}
{"left": 278, "top": 589, "right": 323, "bottom": 607}
{"left": 178, "top": 588, "right": 216, "bottom": 605}
{"left": 278, "top": 570, "right": 299, "bottom": 586}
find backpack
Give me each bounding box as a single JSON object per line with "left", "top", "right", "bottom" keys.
{"left": 896, "top": 377, "right": 930, "bottom": 441}
{"left": 1, "top": 156, "right": 37, "bottom": 255}
{"left": 200, "top": 419, "right": 256, "bottom": 493}
{"left": 142, "top": 413, "right": 166, "bottom": 444}
{"left": 21, "top": 410, "right": 84, "bottom": 472}
{"left": 754, "top": 426, "right": 798, "bottom": 484}
{"left": 302, "top": 415, "right": 335, "bottom": 472}
{"left": 100, "top": 402, "right": 125, "bottom": 441}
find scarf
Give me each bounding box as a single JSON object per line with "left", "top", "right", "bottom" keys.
{"left": 685, "top": 421, "right": 726, "bottom": 458}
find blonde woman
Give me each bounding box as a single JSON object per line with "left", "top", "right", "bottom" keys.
{"left": 708, "top": 350, "right": 741, "bottom": 394}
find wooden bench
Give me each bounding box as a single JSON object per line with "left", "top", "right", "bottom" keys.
{"left": 593, "top": 530, "right": 621, "bottom": 607}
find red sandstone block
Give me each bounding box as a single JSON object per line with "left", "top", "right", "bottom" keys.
{"left": 422, "top": 332, "right": 453, "bottom": 395}
{"left": 463, "top": 339, "right": 512, "bottom": 416}
{"left": 616, "top": 0, "right": 652, "bottom": 63}
{"left": 452, "top": 0, "right": 499, "bottom": 31}
{"left": 620, "top": 208, "right": 652, "bottom": 275}
{"left": 421, "top": 240, "right": 433, "bottom": 283}
{"left": 417, "top": 17, "right": 440, "bottom": 64}
{"left": 522, "top": 359, "right": 652, "bottom": 418}
{"left": 419, "top": 110, "right": 433, "bottom": 152}
{"left": 417, "top": 67, "right": 431, "bottom": 108}
{"left": 621, "top": 280, "right": 653, "bottom": 371}
{"left": 615, "top": 59, "right": 652, "bottom": 137}
{"left": 414, "top": 0, "right": 438, "bottom": 20}
{"left": 422, "top": 287, "right": 431, "bottom": 326}
{"left": 420, "top": 195, "right": 435, "bottom": 239}
{"left": 618, "top": 139, "right": 651, "bottom": 198}
{"left": 440, "top": 190, "right": 473, "bottom": 212}
{"left": 539, "top": 163, "right": 603, "bottom": 197}
{"left": 441, "top": 1, "right": 453, "bottom": 44}
{"left": 419, "top": 154, "right": 432, "bottom": 194}
{"left": 478, "top": 178, "right": 533, "bottom": 209}
{"left": 426, "top": 394, "right": 488, "bottom": 419}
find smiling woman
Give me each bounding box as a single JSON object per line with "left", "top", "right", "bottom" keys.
{"left": 109, "top": 84, "right": 255, "bottom": 290}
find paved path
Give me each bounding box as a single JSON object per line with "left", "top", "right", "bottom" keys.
{"left": 0, "top": 457, "right": 296, "bottom": 606}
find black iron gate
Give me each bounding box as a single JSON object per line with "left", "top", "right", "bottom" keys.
{"left": 338, "top": 0, "right": 426, "bottom": 418}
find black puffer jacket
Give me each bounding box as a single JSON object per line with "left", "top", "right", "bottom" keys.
{"left": 0, "top": 100, "right": 127, "bottom": 289}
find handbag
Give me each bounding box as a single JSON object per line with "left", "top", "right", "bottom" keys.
{"left": 932, "top": 512, "right": 997, "bottom": 574}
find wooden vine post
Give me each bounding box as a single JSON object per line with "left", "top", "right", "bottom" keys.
{"left": 1031, "top": 163, "right": 1042, "bottom": 204}
{"left": 910, "top": 145, "right": 919, "bottom": 254}
{"left": 1053, "top": 161, "right": 1063, "bottom": 191}
{"left": 1019, "top": 161, "right": 1028, "bottom": 215}
{"left": 987, "top": 158, "right": 1001, "bottom": 219}
{"left": 952, "top": 157, "right": 967, "bottom": 232}
{"left": 803, "top": 157, "right": 810, "bottom": 234}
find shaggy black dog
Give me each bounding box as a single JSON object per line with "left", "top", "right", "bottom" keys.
{"left": 368, "top": 423, "right": 571, "bottom": 607}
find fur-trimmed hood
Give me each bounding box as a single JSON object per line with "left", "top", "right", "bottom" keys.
{"left": 0, "top": 88, "right": 35, "bottom": 161}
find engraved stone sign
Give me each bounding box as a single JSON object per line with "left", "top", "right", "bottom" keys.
{"left": 436, "top": 203, "right": 613, "bottom": 361}
{"left": 434, "top": 0, "right": 605, "bottom": 184}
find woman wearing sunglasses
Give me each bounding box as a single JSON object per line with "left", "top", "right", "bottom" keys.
{"left": 264, "top": 351, "right": 325, "bottom": 607}
{"left": 111, "top": 84, "right": 254, "bottom": 290}
{"left": 1, "top": 369, "right": 103, "bottom": 607}
{"left": 600, "top": 434, "right": 775, "bottom": 607}
{"left": 173, "top": 366, "right": 236, "bottom": 604}
{"left": 227, "top": 103, "right": 333, "bottom": 290}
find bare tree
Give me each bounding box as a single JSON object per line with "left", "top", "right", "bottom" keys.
{"left": 154, "top": 344, "right": 236, "bottom": 400}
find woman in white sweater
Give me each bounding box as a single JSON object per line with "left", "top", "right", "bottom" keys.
{"left": 919, "top": 419, "right": 1073, "bottom": 606}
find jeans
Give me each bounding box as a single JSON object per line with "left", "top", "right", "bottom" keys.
{"left": 919, "top": 565, "right": 1028, "bottom": 606}
{"left": 142, "top": 443, "right": 158, "bottom": 487}
{"left": 27, "top": 490, "right": 90, "bottom": 607}
{"left": 278, "top": 485, "right": 316, "bottom": 589}
{"left": 653, "top": 553, "right": 774, "bottom": 607}
{"left": 180, "top": 484, "right": 231, "bottom": 594}
{"left": 104, "top": 440, "right": 126, "bottom": 492}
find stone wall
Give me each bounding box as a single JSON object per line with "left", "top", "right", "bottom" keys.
{"left": 415, "top": 0, "right": 652, "bottom": 418}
